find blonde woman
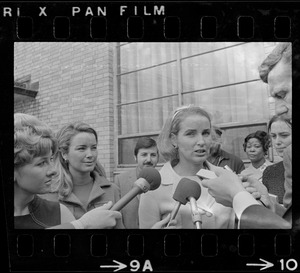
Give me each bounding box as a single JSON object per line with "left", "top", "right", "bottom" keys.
{"left": 14, "top": 113, "right": 121, "bottom": 229}
{"left": 139, "top": 105, "right": 236, "bottom": 229}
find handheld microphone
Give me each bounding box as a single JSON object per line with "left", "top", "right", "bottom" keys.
{"left": 111, "top": 168, "right": 161, "bottom": 211}
{"left": 167, "top": 178, "right": 201, "bottom": 227}
{"left": 189, "top": 195, "right": 202, "bottom": 229}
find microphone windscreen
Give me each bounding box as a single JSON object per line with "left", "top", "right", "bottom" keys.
{"left": 138, "top": 168, "right": 161, "bottom": 190}
{"left": 173, "top": 178, "right": 201, "bottom": 205}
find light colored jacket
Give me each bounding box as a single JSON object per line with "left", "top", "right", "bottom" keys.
{"left": 139, "top": 161, "right": 235, "bottom": 229}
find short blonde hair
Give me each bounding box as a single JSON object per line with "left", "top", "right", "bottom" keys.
{"left": 14, "top": 113, "right": 57, "bottom": 168}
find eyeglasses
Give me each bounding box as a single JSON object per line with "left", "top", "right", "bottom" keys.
{"left": 171, "top": 104, "right": 193, "bottom": 122}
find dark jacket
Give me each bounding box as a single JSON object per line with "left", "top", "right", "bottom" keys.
{"left": 240, "top": 204, "right": 291, "bottom": 229}
{"left": 262, "top": 161, "right": 284, "bottom": 204}
{"left": 208, "top": 149, "right": 245, "bottom": 174}
{"left": 114, "top": 168, "right": 140, "bottom": 229}
{"left": 15, "top": 195, "right": 61, "bottom": 229}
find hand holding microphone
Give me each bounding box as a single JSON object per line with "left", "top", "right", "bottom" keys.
{"left": 201, "top": 167, "right": 246, "bottom": 207}
{"left": 73, "top": 201, "right": 122, "bottom": 229}
{"left": 151, "top": 214, "right": 177, "bottom": 229}
{"left": 167, "top": 178, "right": 202, "bottom": 228}
{"left": 111, "top": 168, "right": 161, "bottom": 211}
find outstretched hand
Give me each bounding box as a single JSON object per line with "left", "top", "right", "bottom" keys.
{"left": 151, "top": 214, "right": 177, "bottom": 229}
{"left": 201, "top": 168, "right": 245, "bottom": 207}
{"left": 241, "top": 175, "right": 275, "bottom": 211}
{"left": 76, "top": 201, "right": 122, "bottom": 229}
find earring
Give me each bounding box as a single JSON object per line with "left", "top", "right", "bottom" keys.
{"left": 64, "top": 158, "right": 68, "bottom": 163}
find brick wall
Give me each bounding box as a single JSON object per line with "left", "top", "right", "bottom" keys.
{"left": 14, "top": 42, "right": 116, "bottom": 182}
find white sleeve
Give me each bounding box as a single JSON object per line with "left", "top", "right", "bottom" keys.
{"left": 233, "top": 191, "right": 260, "bottom": 220}
{"left": 70, "top": 220, "right": 84, "bottom": 229}
{"left": 60, "top": 204, "right": 75, "bottom": 224}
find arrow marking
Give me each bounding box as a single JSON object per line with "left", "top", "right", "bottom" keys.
{"left": 100, "top": 260, "right": 127, "bottom": 272}
{"left": 247, "top": 258, "right": 274, "bottom": 271}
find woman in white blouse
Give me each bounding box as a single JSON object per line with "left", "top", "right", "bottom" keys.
{"left": 138, "top": 105, "right": 236, "bottom": 229}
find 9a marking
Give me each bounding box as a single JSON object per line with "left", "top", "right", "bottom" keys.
{"left": 100, "top": 260, "right": 153, "bottom": 272}
{"left": 130, "top": 260, "right": 153, "bottom": 272}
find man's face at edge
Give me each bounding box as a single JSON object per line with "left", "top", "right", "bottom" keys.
{"left": 267, "top": 58, "right": 292, "bottom": 121}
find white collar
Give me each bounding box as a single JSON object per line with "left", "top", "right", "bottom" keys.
{"left": 160, "top": 161, "right": 214, "bottom": 186}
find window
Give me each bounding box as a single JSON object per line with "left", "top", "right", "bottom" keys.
{"left": 115, "top": 42, "right": 275, "bottom": 167}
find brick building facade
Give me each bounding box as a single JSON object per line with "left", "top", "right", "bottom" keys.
{"left": 14, "top": 42, "right": 116, "bottom": 182}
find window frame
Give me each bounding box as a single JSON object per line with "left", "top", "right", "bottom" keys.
{"left": 114, "top": 42, "right": 274, "bottom": 171}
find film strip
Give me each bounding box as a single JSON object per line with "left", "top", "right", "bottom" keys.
{"left": 1, "top": 1, "right": 300, "bottom": 272}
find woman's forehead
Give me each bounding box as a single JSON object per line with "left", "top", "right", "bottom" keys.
{"left": 179, "top": 114, "right": 210, "bottom": 127}
{"left": 247, "top": 138, "right": 261, "bottom": 144}
{"left": 271, "top": 120, "right": 291, "bottom": 131}
{"left": 70, "top": 132, "right": 97, "bottom": 145}
{"left": 32, "top": 151, "right": 52, "bottom": 162}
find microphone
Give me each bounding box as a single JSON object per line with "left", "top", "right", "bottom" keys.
{"left": 111, "top": 168, "right": 161, "bottom": 211}
{"left": 167, "top": 178, "right": 201, "bottom": 228}
{"left": 189, "top": 194, "right": 202, "bottom": 229}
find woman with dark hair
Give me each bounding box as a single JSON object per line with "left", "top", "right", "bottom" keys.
{"left": 241, "top": 130, "right": 272, "bottom": 182}
{"left": 262, "top": 115, "right": 292, "bottom": 204}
